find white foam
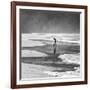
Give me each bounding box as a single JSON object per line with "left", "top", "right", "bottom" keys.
{"left": 22, "top": 33, "right": 80, "bottom": 45}
{"left": 43, "top": 70, "right": 80, "bottom": 78}
{"left": 58, "top": 54, "right": 80, "bottom": 64}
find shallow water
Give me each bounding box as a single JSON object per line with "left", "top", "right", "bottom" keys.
{"left": 21, "top": 51, "right": 80, "bottom": 79}
{"left": 21, "top": 34, "right": 80, "bottom": 79}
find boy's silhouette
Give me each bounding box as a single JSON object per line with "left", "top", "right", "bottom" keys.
{"left": 53, "top": 38, "right": 57, "bottom": 55}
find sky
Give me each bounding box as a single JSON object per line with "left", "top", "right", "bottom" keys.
{"left": 20, "top": 9, "right": 80, "bottom": 34}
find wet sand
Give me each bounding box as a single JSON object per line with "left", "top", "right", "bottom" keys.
{"left": 21, "top": 33, "right": 80, "bottom": 80}
{"left": 21, "top": 61, "right": 80, "bottom": 79}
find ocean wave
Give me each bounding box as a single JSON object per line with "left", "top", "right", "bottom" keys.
{"left": 22, "top": 33, "right": 80, "bottom": 45}
{"left": 21, "top": 50, "right": 48, "bottom": 57}
{"left": 58, "top": 54, "right": 80, "bottom": 64}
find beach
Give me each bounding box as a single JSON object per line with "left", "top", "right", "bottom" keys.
{"left": 21, "top": 33, "right": 80, "bottom": 80}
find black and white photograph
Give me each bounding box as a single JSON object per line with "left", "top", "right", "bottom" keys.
{"left": 20, "top": 9, "right": 81, "bottom": 80}
{"left": 11, "top": 1, "right": 87, "bottom": 88}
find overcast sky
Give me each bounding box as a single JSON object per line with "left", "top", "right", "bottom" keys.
{"left": 20, "top": 9, "right": 80, "bottom": 34}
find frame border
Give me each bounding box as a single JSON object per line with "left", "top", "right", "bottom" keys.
{"left": 11, "top": 1, "right": 88, "bottom": 89}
